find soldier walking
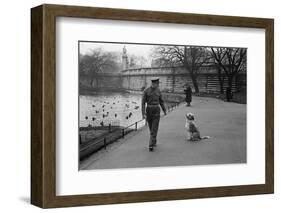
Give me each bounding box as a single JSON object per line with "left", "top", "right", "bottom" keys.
{"left": 142, "top": 78, "right": 167, "bottom": 152}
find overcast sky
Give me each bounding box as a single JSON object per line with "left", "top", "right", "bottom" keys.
{"left": 79, "top": 42, "right": 155, "bottom": 58}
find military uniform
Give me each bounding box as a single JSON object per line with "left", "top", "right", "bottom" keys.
{"left": 142, "top": 78, "right": 166, "bottom": 151}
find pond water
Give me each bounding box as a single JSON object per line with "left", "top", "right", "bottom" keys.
{"left": 79, "top": 92, "right": 143, "bottom": 128}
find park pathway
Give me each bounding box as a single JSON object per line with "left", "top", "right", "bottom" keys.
{"left": 81, "top": 96, "right": 246, "bottom": 170}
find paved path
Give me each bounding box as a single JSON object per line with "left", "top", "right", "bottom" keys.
{"left": 81, "top": 96, "right": 246, "bottom": 170}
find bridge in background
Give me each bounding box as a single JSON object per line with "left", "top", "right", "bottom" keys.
{"left": 79, "top": 65, "right": 246, "bottom": 95}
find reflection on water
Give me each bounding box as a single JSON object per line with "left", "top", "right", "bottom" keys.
{"left": 79, "top": 92, "right": 143, "bottom": 128}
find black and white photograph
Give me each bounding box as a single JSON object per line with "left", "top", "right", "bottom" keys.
{"left": 78, "top": 41, "right": 247, "bottom": 170}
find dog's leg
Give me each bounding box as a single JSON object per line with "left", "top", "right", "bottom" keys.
{"left": 186, "top": 131, "right": 191, "bottom": 141}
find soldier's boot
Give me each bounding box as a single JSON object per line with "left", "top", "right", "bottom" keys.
{"left": 152, "top": 140, "right": 157, "bottom": 147}
{"left": 149, "top": 137, "right": 154, "bottom": 151}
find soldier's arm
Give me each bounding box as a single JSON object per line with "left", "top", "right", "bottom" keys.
{"left": 141, "top": 90, "right": 147, "bottom": 117}
{"left": 159, "top": 93, "right": 167, "bottom": 115}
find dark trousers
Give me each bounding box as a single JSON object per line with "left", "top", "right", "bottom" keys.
{"left": 146, "top": 106, "right": 160, "bottom": 147}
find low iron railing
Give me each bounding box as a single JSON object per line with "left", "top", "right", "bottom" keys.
{"left": 79, "top": 102, "right": 181, "bottom": 160}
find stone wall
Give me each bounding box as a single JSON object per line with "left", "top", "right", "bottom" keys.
{"left": 121, "top": 66, "right": 246, "bottom": 94}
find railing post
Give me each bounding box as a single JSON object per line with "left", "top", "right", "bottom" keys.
{"left": 135, "top": 122, "right": 137, "bottom": 131}
{"left": 104, "top": 137, "right": 107, "bottom": 149}
{"left": 122, "top": 129, "right": 125, "bottom": 138}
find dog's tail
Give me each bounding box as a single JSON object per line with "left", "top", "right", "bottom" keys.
{"left": 201, "top": 136, "right": 211, "bottom": 140}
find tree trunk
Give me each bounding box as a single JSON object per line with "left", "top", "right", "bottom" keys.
{"left": 227, "top": 76, "right": 233, "bottom": 93}
{"left": 190, "top": 72, "right": 199, "bottom": 93}
{"left": 217, "top": 66, "right": 224, "bottom": 94}
{"left": 183, "top": 47, "right": 199, "bottom": 93}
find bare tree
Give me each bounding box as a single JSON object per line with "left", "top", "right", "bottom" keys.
{"left": 211, "top": 47, "right": 247, "bottom": 94}
{"left": 152, "top": 45, "right": 184, "bottom": 67}
{"left": 209, "top": 48, "right": 226, "bottom": 94}
{"left": 153, "top": 45, "right": 211, "bottom": 93}
{"left": 184, "top": 47, "right": 212, "bottom": 93}
{"left": 79, "top": 48, "right": 120, "bottom": 87}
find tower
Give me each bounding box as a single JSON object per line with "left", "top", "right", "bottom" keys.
{"left": 122, "top": 45, "right": 129, "bottom": 70}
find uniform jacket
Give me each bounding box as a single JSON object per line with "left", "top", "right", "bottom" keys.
{"left": 141, "top": 87, "right": 166, "bottom": 116}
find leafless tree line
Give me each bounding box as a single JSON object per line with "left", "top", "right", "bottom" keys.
{"left": 152, "top": 46, "right": 247, "bottom": 94}
{"left": 79, "top": 45, "right": 246, "bottom": 94}
{"left": 79, "top": 48, "right": 121, "bottom": 87}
